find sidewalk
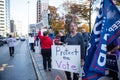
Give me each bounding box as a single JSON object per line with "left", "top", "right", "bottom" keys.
{"left": 30, "top": 45, "right": 118, "bottom": 80}
{"left": 30, "top": 46, "right": 66, "bottom": 80}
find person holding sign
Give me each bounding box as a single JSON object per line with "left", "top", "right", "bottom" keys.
{"left": 38, "top": 29, "right": 53, "bottom": 71}
{"left": 107, "top": 36, "right": 120, "bottom": 80}
{"left": 64, "top": 22, "right": 85, "bottom": 80}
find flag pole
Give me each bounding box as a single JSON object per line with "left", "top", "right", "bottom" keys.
{"left": 89, "top": 0, "right": 93, "bottom": 33}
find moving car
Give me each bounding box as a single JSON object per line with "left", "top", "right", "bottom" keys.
{"left": 20, "top": 36, "right": 26, "bottom": 41}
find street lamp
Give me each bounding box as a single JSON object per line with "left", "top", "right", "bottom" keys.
{"left": 27, "top": 0, "right": 30, "bottom": 36}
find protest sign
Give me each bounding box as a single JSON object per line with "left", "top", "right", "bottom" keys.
{"left": 106, "top": 54, "right": 118, "bottom": 72}
{"left": 52, "top": 45, "right": 81, "bottom": 73}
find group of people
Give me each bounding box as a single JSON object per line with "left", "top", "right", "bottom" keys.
{"left": 6, "top": 21, "right": 120, "bottom": 80}
{"left": 37, "top": 21, "right": 120, "bottom": 80}
{"left": 37, "top": 21, "right": 89, "bottom": 80}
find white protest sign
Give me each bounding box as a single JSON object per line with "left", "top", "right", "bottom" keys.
{"left": 52, "top": 45, "right": 81, "bottom": 73}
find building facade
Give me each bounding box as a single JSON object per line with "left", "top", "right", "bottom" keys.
{"left": 6, "top": 0, "right": 10, "bottom": 35}
{"left": 0, "top": 0, "right": 10, "bottom": 37}
{"left": 28, "top": 24, "right": 36, "bottom": 36}
{"left": 10, "top": 20, "right": 15, "bottom": 32}
{"left": 36, "top": 0, "right": 49, "bottom": 28}
{"left": 36, "top": 0, "right": 41, "bottom": 23}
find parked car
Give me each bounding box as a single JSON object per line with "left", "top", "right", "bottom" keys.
{"left": 0, "top": 40, "right": 4, "bottom": 47}
{"left": 2, "top": 38, "right": 7, "bottom": 44}
{"left": 16, "top": 37, "right": 20, "bottom": 40}
{"left": 0, "top": 36, "right": 5, "bottom": 46}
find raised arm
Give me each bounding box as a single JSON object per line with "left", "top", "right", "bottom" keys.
{"left": 38, "top": 30, "right": 43, "bottom": 39}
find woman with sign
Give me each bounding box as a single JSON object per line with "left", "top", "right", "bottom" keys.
{"left": 64, "top": 21, "right": 85, "bottom": 80}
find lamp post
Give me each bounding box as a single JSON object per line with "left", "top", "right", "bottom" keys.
{"left": 27, "top": 0, "right": 30, "bottom": 36}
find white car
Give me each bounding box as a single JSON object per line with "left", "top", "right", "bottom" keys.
{"left": 20, "top": 36, "right": 26, "bottom": 41}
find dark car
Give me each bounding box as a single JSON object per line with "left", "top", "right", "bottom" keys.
{"left": 16, "top": 37, "right": 20, "bottom": 40}
{"left": 0, "top": 40, "right": 4, "bottom": 47}
{"left": 0, "top": 37, "right": 5, "bottom": 46}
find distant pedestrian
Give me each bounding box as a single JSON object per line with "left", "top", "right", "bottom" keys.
{"left": 64, "top": 21, "right": 85, "bottom": 80}
{"left": 7, "top": 35, "right": 16, "bottom": 56}
{"left": 48, "top": 28, "right": 54, "bottom": 40}
{"left": 35, "top": 35, "right": 39, "bottom": 46}
{"left": 38, "top": 30, "right": 53, "bottom": 71}
{"left": 28, "top": 34, "right": 35, "bottom": 52}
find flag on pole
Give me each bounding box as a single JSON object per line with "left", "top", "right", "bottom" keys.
{"left": 82, "top": 0, "right": 120, "bottom": 80}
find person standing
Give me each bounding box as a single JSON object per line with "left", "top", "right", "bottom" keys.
{"left": 38, "top": 30, "right": 53, "bottom": 71}
{"left": 54, "top": 30, "right": 65, "bottom": 45}
{"left": 107, "top": 36, "right": 120, "bottom": 80}
{"left": 81, "top": 28, "right": 89, "bottom": 57}
{"left": 7, "top": 35, "right": 16, "bottom": 56}
{"left": 48, "top": 28, "right": 54, "bottom": 40}
{"left": 35, "top": 35, "right": 39, "bottom": 46}
{"left": 64, "top": 22, "right": 85, "bottom": 80}
{"left": 28, "top": 34, "right": 35, "bottom": 52}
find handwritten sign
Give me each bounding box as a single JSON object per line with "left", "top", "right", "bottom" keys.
{"left": 52, "top": 45, "right": 81, "bottom": 73}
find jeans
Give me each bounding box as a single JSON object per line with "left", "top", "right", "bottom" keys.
{"left": 65, "top": 71, "right": 79, "bottom": 80}
{"left": 41, "top": 48, "right": 51, "bottom": 70}
{"left": 9, "top": 47, "right": 14, "bottom": 56}
{"left": 30, "top": 43, "right": 35, "bottom": 52}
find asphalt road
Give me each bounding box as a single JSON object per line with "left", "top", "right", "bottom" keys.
{"left": 0, "top": 40, "right": 37, "bottom": 80}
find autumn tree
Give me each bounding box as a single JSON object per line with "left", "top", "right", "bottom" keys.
{"left": 48, "top": 6, "right": 65, "bottom": 33}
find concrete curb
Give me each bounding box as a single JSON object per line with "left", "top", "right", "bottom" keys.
{"left": 27, "top": 42, "right": 44, "bottom": 80}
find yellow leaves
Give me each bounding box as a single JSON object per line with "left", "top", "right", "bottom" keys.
{"left": 50, "top": 19, "right": 65, "bottom": 31}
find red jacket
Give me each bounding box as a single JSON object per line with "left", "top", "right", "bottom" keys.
{"left": 38, "top": 31, "right": 53, "bottom": 49}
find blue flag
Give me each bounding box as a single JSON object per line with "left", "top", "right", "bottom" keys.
{"left": 82, "top": 0, "right": 120, "bottom": 80}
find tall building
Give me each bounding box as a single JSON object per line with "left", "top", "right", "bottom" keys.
{"left": 36, "top": 0, "right": 49, "bottom": 28}
{"left": 0, "top": 0, "right": 10, "bottom": 37}
{"left": 36, "top": 0, "right": 41, "bottom": 23}
{"left": 15, "top": 21, "right": 22, "bottom": 37}
{"left": 6, "top": 0, "right": 10, "bottom": 35}
{"left": 10, "top": 20, "right": 15, "bottom": 32}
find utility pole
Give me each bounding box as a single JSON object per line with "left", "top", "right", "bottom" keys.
{"left": 27, "top": 0, "right": 30, "bottom": 36}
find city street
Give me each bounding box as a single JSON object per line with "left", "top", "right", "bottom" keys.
{"left": 0, "top": 40, "right": 37, "bottom": 80}
{"left": 0, "top": 40, "right": 119, "bottom": 80}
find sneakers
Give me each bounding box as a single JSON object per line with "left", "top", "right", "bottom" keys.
{"left": 10, "top": 53, "right": 14, "bottom": 57}
{"left": 48, "top": 69, "right": 51, "bottom": 71}
{"left": 44, "top": 69, "right": 51, "bottom": 72}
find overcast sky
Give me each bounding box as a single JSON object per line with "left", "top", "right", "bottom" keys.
{"left": 10, "top": 0, "right": 63, "bottom": 35}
